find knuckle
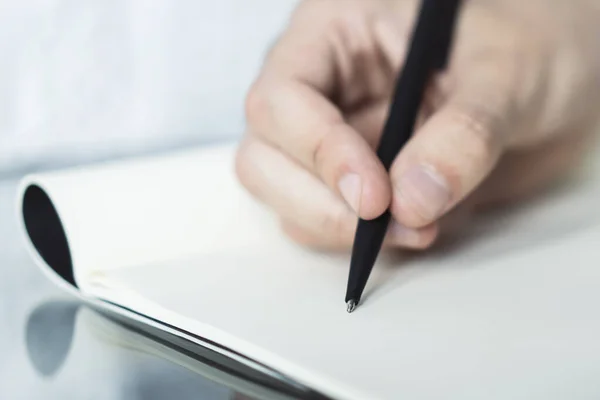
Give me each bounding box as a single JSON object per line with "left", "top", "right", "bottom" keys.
{"left": 450, "top": 106, "right": 500, "bottom": 165}
{"left": 311, "top": 132, "right": 327, "bottom": 173}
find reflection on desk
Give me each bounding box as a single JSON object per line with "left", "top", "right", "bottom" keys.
{"left": 25, "top": 299, "right": 327, "bottom": 400}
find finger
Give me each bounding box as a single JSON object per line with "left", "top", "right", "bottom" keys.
{"left": 236, "top": 135, "right": 360, "bottom": 246}
{"left": 386, "top": 219, "right": 439, "bottom": 249}
{"left": 281, "top": 218, "right": 439, "bottom": 251}
{"left": 246, "top": 81, "right": 390, "bottom": 220}
{"left": 390, "top": 63, "right": 518, "bottom": 228}
{"left": 246, "top": 81, "right": 391, "bottom": 221}
{"left": 245, "top": 19, "right": 392, "bottom": 220}
{"left": 235, "top": 136, "right": 434, "bottom": 249}
{"left": 345, "top": 101, "right": 389, "bottom": 149}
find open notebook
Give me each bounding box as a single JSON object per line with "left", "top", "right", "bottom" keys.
{"left": 17, "top": 142, "right": 600, "bottom": 400}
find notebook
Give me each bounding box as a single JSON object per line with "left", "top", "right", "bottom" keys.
{"left": 17, "top": 142, "right": 600, "bottom": 400}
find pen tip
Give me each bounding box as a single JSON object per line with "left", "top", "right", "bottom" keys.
{"left": 346, "top": 299, "right": 357, "bottom": 313}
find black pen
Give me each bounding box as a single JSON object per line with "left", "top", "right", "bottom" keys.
{"left": 345, "top": 0, "right": 462, "bottom": 313}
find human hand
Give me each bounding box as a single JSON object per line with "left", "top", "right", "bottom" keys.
{"left": 236, "top": 0, "right": 600, "bottom": 249}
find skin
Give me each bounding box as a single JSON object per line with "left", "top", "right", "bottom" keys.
{"left": 236, "top": 0, "right": 600, "bottom": 250}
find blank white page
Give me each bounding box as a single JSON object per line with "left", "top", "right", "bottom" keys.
{"left": 19, "top": 136, "right": 600, "bottom": 399}
{"left": 97, "top": 186, "right": 600, "bottom": 400}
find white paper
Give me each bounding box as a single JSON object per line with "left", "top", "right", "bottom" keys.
{"left": 85, "top": 150, "right": 600, "bottom": 400}
{"left": 97, "top": 214, "right": 600, "bottom": 400}
{"left": 17, "top": 143, "right": 292, "bottom": 293}
{"left": 18, "top": 141, "right": 600, "bottom": 399}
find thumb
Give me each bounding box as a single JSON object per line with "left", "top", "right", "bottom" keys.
{"left": 390, "top": 67, "right": 518, "bottom": 228}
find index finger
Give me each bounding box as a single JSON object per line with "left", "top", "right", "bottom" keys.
{"left": 245, "top": 16, "right": 392, "bottom": 220}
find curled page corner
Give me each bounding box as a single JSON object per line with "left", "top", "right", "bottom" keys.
{"left": 15, "top": 142, "right": 286, "bottom": 294}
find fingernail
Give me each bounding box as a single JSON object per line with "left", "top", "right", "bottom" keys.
{"left": 388, "top": 221, "right": 421, "bottom": 245}
{"left": 338, "top": 173, "right": 362, "bottom": 213}
{"left": 395, "top": 165, "right": 450, "bottom": 221}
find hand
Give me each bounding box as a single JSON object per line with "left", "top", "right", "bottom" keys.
{"left": 236, "top": 0, "right": 600, "bottom": 250}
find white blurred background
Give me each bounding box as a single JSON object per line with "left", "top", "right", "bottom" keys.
{"left": 0, "top": 0, "right": 300, "bottom": 174}
{"left": 0, "top": 2, "right": 298, "bottom": 398}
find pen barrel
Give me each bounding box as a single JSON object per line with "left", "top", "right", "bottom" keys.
{"left": 345, "top": 0, "right": 464, "bottom": 305}
{"left": 431, "top": 0, "right": 462, "bottom": 70}
{"left": 376, "top": 0, "right": 447, "bottom": 170}
{"left": 345, "top": 211, "right": 392, "bottom": 303}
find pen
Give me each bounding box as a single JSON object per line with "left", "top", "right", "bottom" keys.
{"left": 345, "top": 0, "right": 462, "bottom": 313}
